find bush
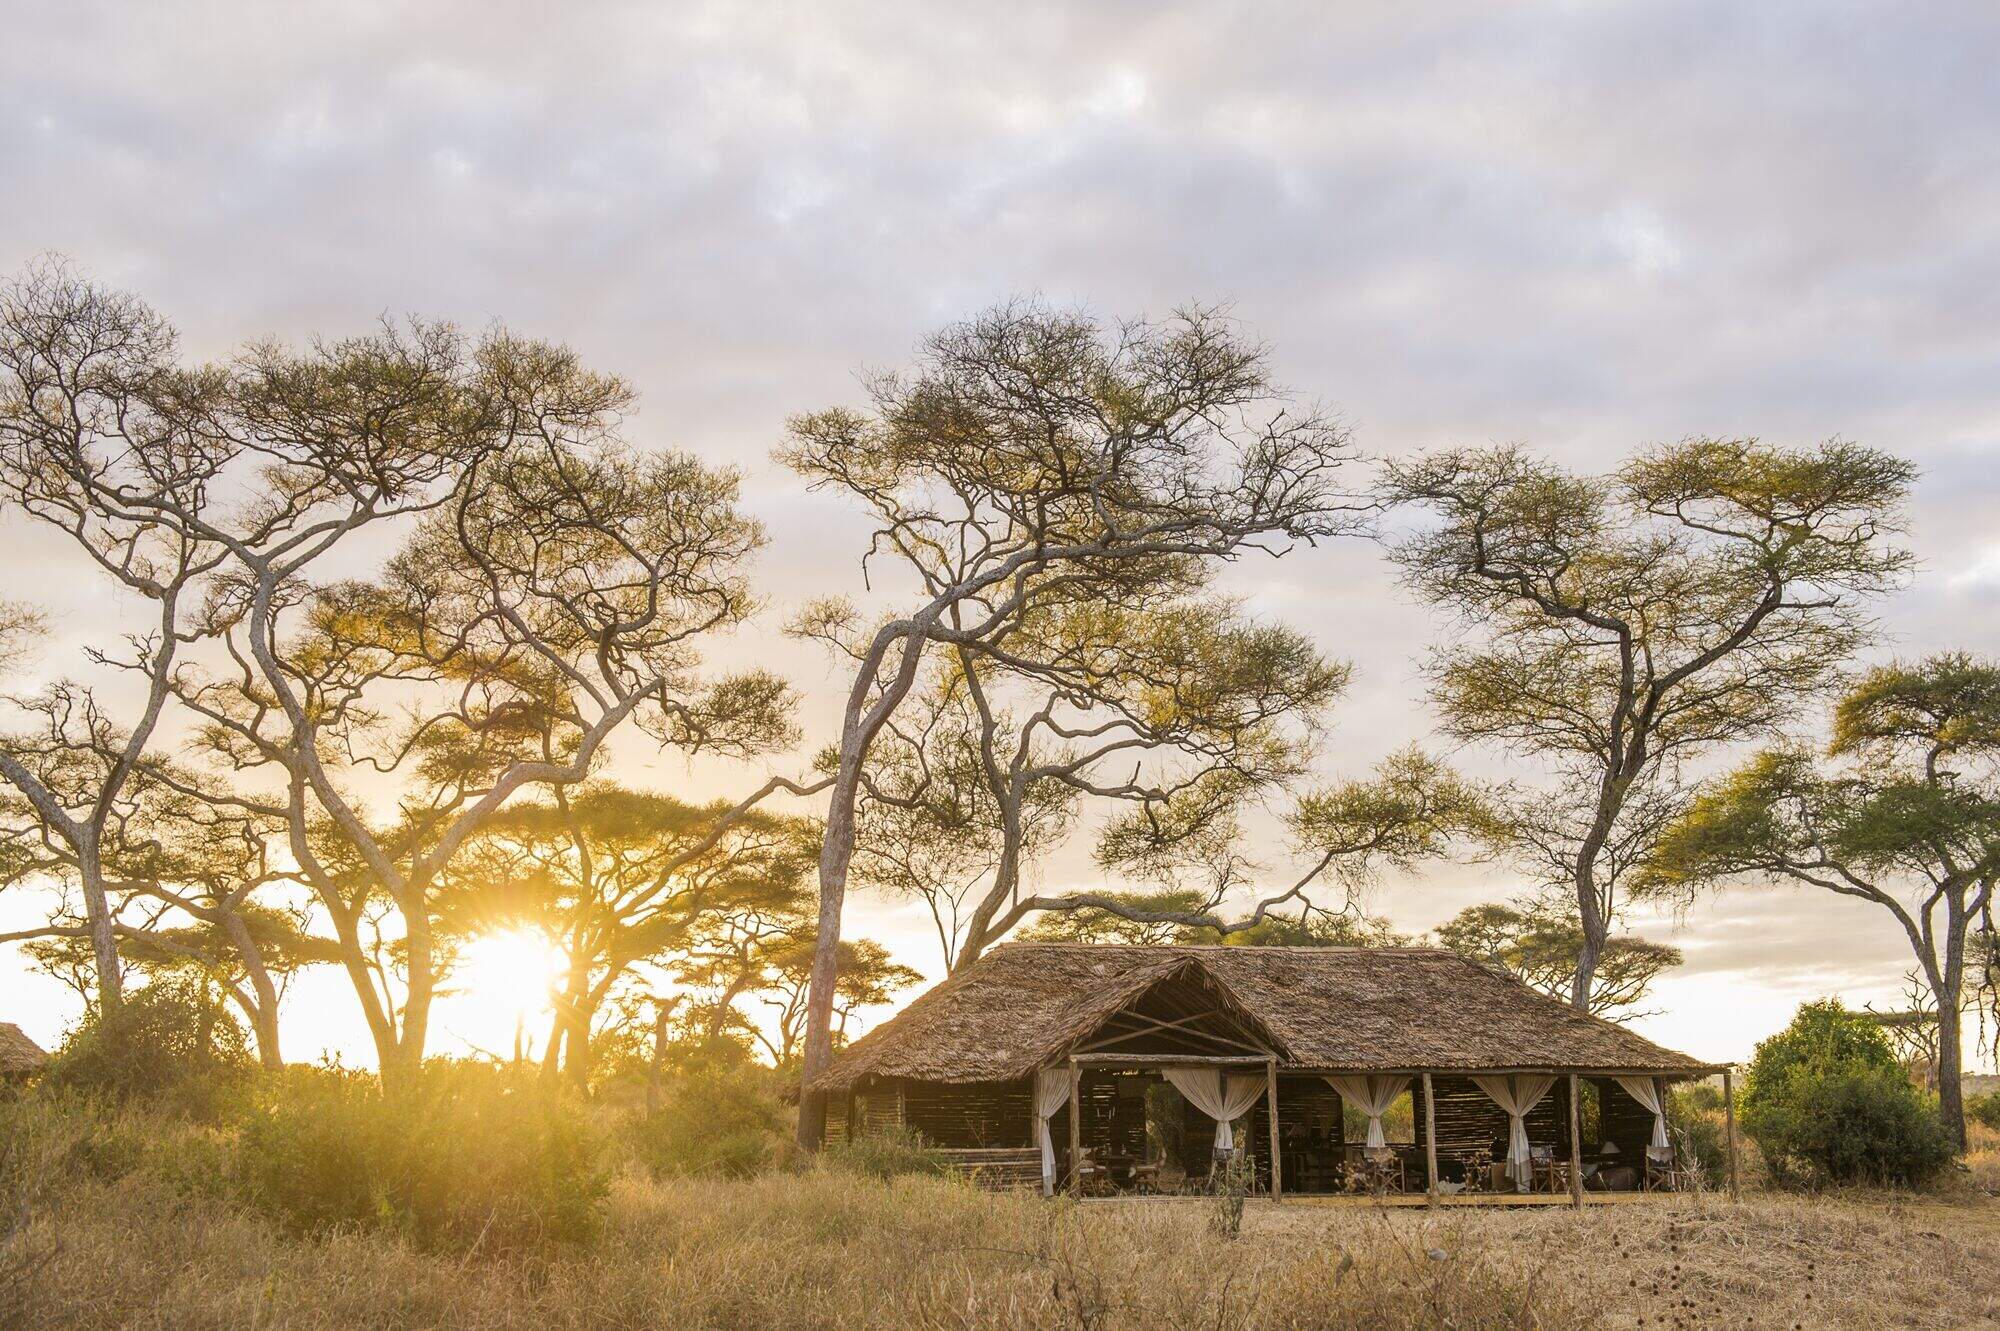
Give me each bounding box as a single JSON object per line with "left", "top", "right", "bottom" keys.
{"left": 818, "top": 1126, "right": 949, "bottom": 1180}
{"left": 1666, "top": 1084, "right": 1729, "bottom": 1188}
{"left": 235, "top": 1060, "right": 606, "bottom": 1254}
{"left": 623, "top": 1065, "right": 787, "bottom": 1179}
{"left": 1741, "top": 1000, "right": 1954, "bottom": 1188}
{"left": 1968, "top": 1091, "right": 2000, "bottom": 1133}
{"left": 41, "top": 975, "right": 252, "bottom": 1119}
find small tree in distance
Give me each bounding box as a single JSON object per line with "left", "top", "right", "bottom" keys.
{"left": 1434, "top": 897, "right": 1681, "bottom": 1017}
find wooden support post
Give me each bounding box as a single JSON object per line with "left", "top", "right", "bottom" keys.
{"left": 1422, "top": 1072, "right": 1439, "bottom": 1209}
{"left": 1067, "top": 1059, "right": 1083, "bottom": 1196}
{"left": 1723, "top": 1068, "right": 1739, "bottom": 1202}
{"left": 1265, "top": 1057, "right": 1282, "bottom": 1203}
{"left": 1567, "top": 1074, "right": 1584, "bottom": 1210}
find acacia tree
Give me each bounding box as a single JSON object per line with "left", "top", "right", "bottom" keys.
{"left": 0, "top": 764, "right": 332, "bottom": 1066}
{"left": 834, "top": 605, "right": 1424, "bottom": 972}
{"left": 749, "top": 934, "right": 922, "bottom": 1067}
{"left": 435, "top": 785, "right": 817, "bottom": 1086}
{"left": 1643, "top": 654, "right": 2000, "bottom": 1148}
{"left": 175, "top": 412, "right": 798, "bottom": 1084}
{"left": 950, "top": 744, "right": 1489, "bottom": 963}
{"left": 780, "top": 303, "right": 1368, "bottom": 1143}
{"left": 1432, "top": 897, "right": 1681, "bottom": 1016}
{"left": 0, "top": 263, "right": 237, "bottom": 1010}
{"left": 1382, "top": 438, "right": 1914, "bottom": 1010}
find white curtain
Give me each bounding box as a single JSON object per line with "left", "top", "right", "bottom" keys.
{"left": 1163, "top": 1067, "right": 1266, "bottom": 1152}
{"left": 1471, "top": 1073, "right": 1556, "bottom": 1188}
{"left": 1614, "top": 1075, "right": 1671, "bottom": 1153}
{"left": 1033, "top": 1068, "right": 1073, "bottom": 1195}
{"left": 1324, "top": 1074, "right": 1410, "bottom": 1150}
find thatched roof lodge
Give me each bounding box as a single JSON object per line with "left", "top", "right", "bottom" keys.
{"left": 811, "top": 944, "right": 1729, "bottom": 1200}
{"left": 0, "top": 1021, "right": 48, "bottom": 1080}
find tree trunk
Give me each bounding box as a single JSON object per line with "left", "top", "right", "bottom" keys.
{"left": 1935, "top": 918, "right": 1969, "bottom": 1152}
{"left": 540, "top": 1022, "right": 565, "bottom": 1078}
{"left": 797, "top": 621, "right": 931, "bottom": 1150}
{"left": 322, "top": 905, "right": 404, "bottom": 1083}
{"left": 225, "top": 915, "right": 286, "bottom": 1070}
{"left": 1936, "top": 1005, "right": 1965, "bottom": 1152}
{"left": 393, "top": 895, "right": 434, "bottom": 1083}
{"left": 565, "top": 1021, "right": 591, "bottom": 1090}
{"left": 1570, "top": 863, "right": 1606, "bottom": 1012}
{"left": 796, "top": 771, "right": 857, "bottom": 1151}
{"left": 75, "top": 838, "right": 124, "bottom": 1013}
{"left": 647, "top": 1003, "right": 673, "bottom": 1116}
{"left": 557, "top": 959, "right": 594, "bottom": 1089}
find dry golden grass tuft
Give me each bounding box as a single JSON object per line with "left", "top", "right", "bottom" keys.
{"left": 1966, "top": 1119, "right": 2000, "bottom": 1196}
{"left": 7, "top": 1160, "right": 1999, "bottom": 1330}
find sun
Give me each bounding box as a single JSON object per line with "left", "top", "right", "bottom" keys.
{"left": 451, "top": 930, "right": 568, "bottom": 1039}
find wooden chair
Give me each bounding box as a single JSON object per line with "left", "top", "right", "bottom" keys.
{"left": 1349, "top": 1146, "right": 1407, "bottom": 1195}
{"left": 1644, "top": 1145, "right": 1696, "bottom": 1192}
{"left": 1528, "top": 1145, "right": 1564, "bottom": 1193}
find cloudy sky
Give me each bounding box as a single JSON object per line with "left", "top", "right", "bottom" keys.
{"left": 3, "top": 1, "right": 1997, "bottom": 1068}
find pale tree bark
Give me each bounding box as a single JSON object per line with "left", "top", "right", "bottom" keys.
{"left": 784, "top": 304, "right": 1368, "bottom": 1145}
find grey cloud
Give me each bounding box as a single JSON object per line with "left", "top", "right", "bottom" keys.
{"left": 3, "top": 0, "right": 1997, "bottom": 1060}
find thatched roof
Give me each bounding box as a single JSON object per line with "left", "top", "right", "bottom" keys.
{"left": 814, "top": 944, "right": 1717, "bottom": 1091}
{"left": 0, "top": 1022, "right": 48, "bottom": 1075}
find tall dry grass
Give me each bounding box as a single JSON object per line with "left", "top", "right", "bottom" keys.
{"left": 7, "top": 1151, "right": 1998, "bottom": 1330}
{"left": 1965, "top": 1119, "right": 2000, "bottom": 1196}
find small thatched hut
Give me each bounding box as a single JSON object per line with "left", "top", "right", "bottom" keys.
{"left": 0, "top": 1021, "right": 49, "bottom": 1081}
{"left": 810, "top": 944, "right": 1727, "bottom": 1199}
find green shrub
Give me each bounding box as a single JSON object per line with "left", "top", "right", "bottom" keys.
{"left": 42, "top": 976, "right": 252, "bottom": 1119}
{"left": 1968, "top": 1091, "right": 2000, "bottom": 1133}
{"left": 235, "top": 1060, "right": 606, "bottom": 1254}
{"left": 818, "top": 1126, "right": 949, "bottom": 1180}
{"left": 623, "top": 1065, "right": 787, "bottom": 1179}
{"left": 1666, "top": 1084, "right": 1728, "bottom": 1188}
{"left": 1741, "top": 1000, "right": 1954, "bottom": 1188}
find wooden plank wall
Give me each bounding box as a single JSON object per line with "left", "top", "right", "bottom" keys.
{"left": 902, "top": 1077, "right": 1034, "bottom": 1148}
{"left": 1429, "top": 1075, "right": 1574, "bottom": 1163}
{"left": 851, "top": 1078, "right": 905, "bottom": 1139}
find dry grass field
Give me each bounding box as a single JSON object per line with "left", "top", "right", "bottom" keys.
{"left": 8, "top": 1154, "right": 1998, "bottom": 1330}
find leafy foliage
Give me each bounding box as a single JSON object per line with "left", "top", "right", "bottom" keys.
{"left": 1433, "top": 897, "right": 1680, "bottom": 1016}
{"left": 234, "top": 1061, "right": 605, "bottom": 1254}
{"left": 623, "top": 1065, "right": 789, "bottom": 1180}
{"left": 42, "top": 975, "right": 252, "bottom": 1118}
{"left": 1383, "top": 438, "right": 1914, "bottom": 1008}
{"left": 1645, "top": 655, "right": 2000, "bottom": 1146}
{"left": 1740, "top": 1001, "right": 1953, "bottom": 1188}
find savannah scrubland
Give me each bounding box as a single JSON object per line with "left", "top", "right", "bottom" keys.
{"left": 6, "top": 1100, "right": 1997, "bottom": 1331}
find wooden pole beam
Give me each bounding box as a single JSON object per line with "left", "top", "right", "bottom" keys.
{"left": 1567, "top": 1074, "right": 1584, "bottom": 1211}
{"left": 1068, "top": 1059, "right": 1083, "bottom": 1197}
{"left": 1422, "top": 1071, "right": 1439, "bottom": 1210}
{"left": 1723, "top": 1068, "right": 1739, "bottom": 1202}
{"left": 1266, "top": 1057, "right": 1283, "bottom": 1204}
